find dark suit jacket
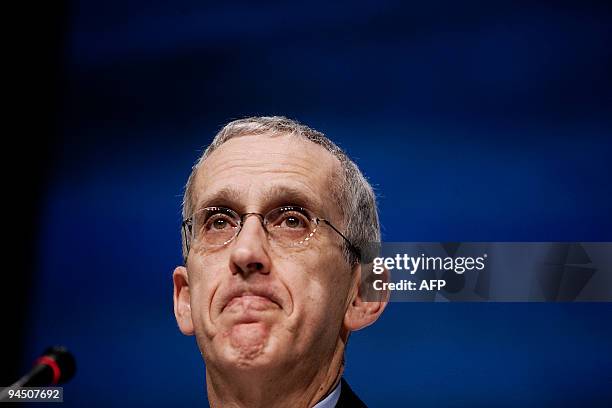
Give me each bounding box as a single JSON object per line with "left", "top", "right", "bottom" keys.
{"left": 335, "top": 378, "right": 368, "bottom": 408}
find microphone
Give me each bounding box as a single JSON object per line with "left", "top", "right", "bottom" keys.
{"left": 0, "top": 346, "right": 76, "bottom": 400}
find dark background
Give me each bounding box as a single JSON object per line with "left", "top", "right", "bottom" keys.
{"left": 6, "top": 1, "right": 612, "bottom": 406}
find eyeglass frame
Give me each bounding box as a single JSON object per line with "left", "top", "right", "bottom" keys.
{"left": 181, "top": 205, "right": 360, "bottom": 263}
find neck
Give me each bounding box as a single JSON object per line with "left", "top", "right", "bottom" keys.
{"left": 205, "top": 339, "right": 345, "bottom": 408}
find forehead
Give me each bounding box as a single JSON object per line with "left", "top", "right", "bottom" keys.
{"left": 192, "top": 133, "right": 341, "bottom": 216}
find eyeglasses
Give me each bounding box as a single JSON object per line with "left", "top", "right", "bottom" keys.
{"left": 182, "top": 206, "right": 359, "bottom": 261}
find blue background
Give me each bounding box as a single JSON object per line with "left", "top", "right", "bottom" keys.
{"left": 19, "top": 1, "right": 612, "bottom": 406}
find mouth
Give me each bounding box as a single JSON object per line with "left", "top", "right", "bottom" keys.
{"left": 221, "top": 289, "right": 283, "bottom": 314}
{"left": 224, "top": 295, "right": 278, "bottom": 311}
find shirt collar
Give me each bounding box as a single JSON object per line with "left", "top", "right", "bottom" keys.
{"left": 312, "top": 380, "right": 342, "bottom": 408}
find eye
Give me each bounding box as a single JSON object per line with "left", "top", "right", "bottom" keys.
{"left": 203, "top": 210, "right": 237, "bottom": 232}
{"left": 281, "top": 215, "right": 304, "bottom": 229}
{"left": 274, "top": 209, "right": 310, "bottom": 230}
{"left": 212, "top": 218, "right": 229, "bottom": 230}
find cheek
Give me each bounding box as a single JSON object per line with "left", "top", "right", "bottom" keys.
{"left": 187, "top": 256, "right": 223, "bottom": 336}
{"left": 282, "top": 254, "right": 351, "bottom": 332}
{"left": 187, "top": 280, "right": 213, "bottom": 338}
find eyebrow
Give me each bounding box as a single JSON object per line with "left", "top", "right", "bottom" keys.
{"left": 196, "top": 186, "right": 243, "bottom": 210}
{"left": 261, "top": 185, "right": 320, "bottom": 211}
{"left": 196, "top": 185, "right": 321, "bottom": 214}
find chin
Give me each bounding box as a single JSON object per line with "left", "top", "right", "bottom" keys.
{"left": 214, "top": 321, "right": 287, "bottom": 370}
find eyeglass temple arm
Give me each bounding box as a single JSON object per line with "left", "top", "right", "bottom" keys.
{"left": 181, "top": 220, "right": 192, "bottom": 256}
{"left": 320, "top": 219, "right": 361, "bottom": 261}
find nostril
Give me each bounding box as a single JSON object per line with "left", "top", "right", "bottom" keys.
{"left": 232, "top": 261, "right": 268, "bottom": 276}
{"left": 247, "top": 262, "right": 264, "bottom": 272}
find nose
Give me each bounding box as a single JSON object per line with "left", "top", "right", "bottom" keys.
{"left": 229, "top": 215, "right": 271, "bottom": 277}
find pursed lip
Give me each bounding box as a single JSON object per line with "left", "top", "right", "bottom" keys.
{"left": 220, "top": 286, "right": 283, "bottom": 313}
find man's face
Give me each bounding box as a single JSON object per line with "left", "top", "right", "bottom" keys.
{"left": 178, "top": 133, "right": 356, "bottom": 373}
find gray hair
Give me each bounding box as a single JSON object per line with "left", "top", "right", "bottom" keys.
{"left": 181, "top": 116, "right": 380, "bottom": 264}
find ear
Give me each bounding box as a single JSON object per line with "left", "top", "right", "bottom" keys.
{"left": 173, "top": 266, "right": 194, "bottom": 335}
{"left": 344, "top": 263, "right": 389, "bottom": 332}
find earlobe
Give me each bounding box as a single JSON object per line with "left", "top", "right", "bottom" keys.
{"left": 344, "top": 263, "right": 389, "bottom": 332}
{"left": 173, "top": 266, "right": 195, "bottom": 336}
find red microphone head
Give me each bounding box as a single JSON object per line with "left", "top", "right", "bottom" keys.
{"left": 35, "top": 346, "right": 76, "bottom": 385}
